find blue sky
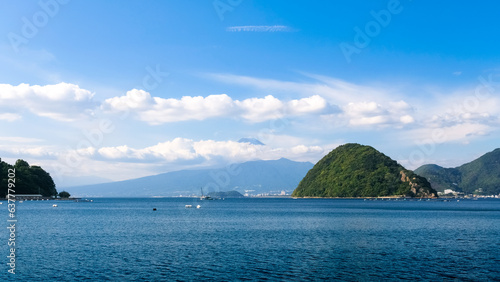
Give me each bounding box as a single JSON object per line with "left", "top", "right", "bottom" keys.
{"left": 1, "top": 0, "right": 500, "bottom": 187}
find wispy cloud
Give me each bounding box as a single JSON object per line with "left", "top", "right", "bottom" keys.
{"left": 0, "top": 113, "right": 22, "bottom": 122}
{"left": 0, "top": 136, "right": 44, "bottom": 143}
{"left": 207, "top": 73, "right": 417, "bottom": 128}
{"left": 226, "top": 25, "right": 292, "bottom": 32}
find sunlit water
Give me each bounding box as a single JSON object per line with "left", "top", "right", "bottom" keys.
{"left": 2, "top": 198, "right": 500, "bottom": 281}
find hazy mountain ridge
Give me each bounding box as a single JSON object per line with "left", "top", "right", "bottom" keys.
{"left": 415, "top": 148, "right": 500, "bottom": 194}
{"left": 66, "top": 158, "right": 313, "bottom": 197}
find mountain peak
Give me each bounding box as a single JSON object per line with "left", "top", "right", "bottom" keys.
{"left": 238, "top": 138, "right": 265, "bottom": 145}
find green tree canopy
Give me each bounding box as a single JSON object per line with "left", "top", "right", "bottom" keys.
{"left": 59, "top": 191, "right": 71, "bottom": 198}
{"left": 292, "top": 144, "right": 437, "bottom": 198}
{"left": 0, "top": 159, "right": 57, "bottom": 198}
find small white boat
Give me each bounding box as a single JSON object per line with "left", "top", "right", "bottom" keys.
{"left": 196, "top": 205, "right": 201, "bottom": 209}
{"left": 185, "top": 205, "right": 192, "bottom": 208}
{"left": 52, "top": 204, "right": 58, "bottom": 207}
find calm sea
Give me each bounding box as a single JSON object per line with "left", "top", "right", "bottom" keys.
{"left": 2, "top": 198, "right": 500, "bottom": 281}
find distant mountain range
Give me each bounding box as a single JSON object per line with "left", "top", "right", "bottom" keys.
{"left": 66, "top": 158, "right": 313, "bottom": 197}
{"left": 415, "top": 148, "right": 500, "bottom": 195}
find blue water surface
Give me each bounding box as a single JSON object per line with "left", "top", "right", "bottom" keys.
{"left": 1, "top": 198, "right": 500, "bottom": 281}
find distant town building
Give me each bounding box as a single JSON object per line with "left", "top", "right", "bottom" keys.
{"left": 443, "top": 189, "right": 456, "bottom": 195}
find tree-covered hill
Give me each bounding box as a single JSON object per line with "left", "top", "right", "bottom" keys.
{"left": 292, "top": 143, "right": 437, "bottom": 198}
{"left": 415, "top": 148, "right": 500, "bottom": 195}
{"left": 207, "top": 190, "right": 245, "bottom": 198}
{"left": 0, "top": 159, "right": 57, "bottom": 198}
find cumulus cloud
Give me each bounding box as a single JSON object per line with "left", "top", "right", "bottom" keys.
{"left": 426, "top": 92, "right": 500, "bottom": 129}
{"left": 287, "top": 95, "right": 328, "bottom": 115}
{"left": 73, "top": 137, "right": 327, "bottom": 166}
{"left": 102, "top": 90, "right": 330, "bottom": 124}
{"left": 207, "top": 73, "right": 416, "bottom": 127}
{"left": 235, "top": 95, "right": 284, "bottom": 122}
{"left": 103, "top": 89, "right": 235, "bottom": 124}
{"left": 0, "top": 83, "right": 96, "bottom": 121}
{"left": 407, "top": 123, "right": 492, "bottom": 145}
{"left": 342, "top": 100, "right": 415, "bottom": 126}
{"left": 0, "top": 145, "right": 58, "bottom": 159}
{"left": 95, "top": 138, "right": 263, "bottom": 163}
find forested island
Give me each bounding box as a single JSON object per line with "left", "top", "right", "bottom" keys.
{"left": 207, "top": 190, "right": 245, "bottom": 198}
{"left": 292, "top": 143, "right": 437, "bottom": 198}
{"left": 0, "top": 159, "right": 58, "bottom": 198}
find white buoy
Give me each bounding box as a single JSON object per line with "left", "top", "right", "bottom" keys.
{"left": 52, "top": 204, "right": 58, "bottom": 207}
{"left": 196, "top": 205, "right": 201, "bottom": 209}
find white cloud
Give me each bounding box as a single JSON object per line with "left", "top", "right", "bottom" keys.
{"left": 226, "top": 25, "right": 292, "bottom": 32}
{"left": 287, "top": 95, "right": 328, "bottom": 115}
{"left": 73, "top": 137, "right": 327, "bottom": 166}
{"left": 207, "top": 73, "right": 417, "bottom": 127}
{"left": 208, "top": 73, "right": 354, "bottom": 104}
{"left": 95, "top": 138, "right": 262, "bottom": 163}
{"left": 0, "top": 145, "right": 58, "bottom": 159}
{"left": 0, "top": 113, "right": 22, "bottom": 122}
{"left": 0, "top": 136, "right": 43, "bottom": 143}
{"left": 400, "top": 115, "right": 415, "bottom": 124}
{"left": 290, "top": 145, "right": 323, "bottom": 155}
{"left": 0, "top": 83, "right": 95, "bottom": 121}
{"left": 235, "top": 95, "right": 284, "bottom": 122}
{"left": 102, "top": 89, "right": 154, "bottom": 111}
{"left": 102, "top": 90, "right": 329, "bottom": 124}
{"left": 103, "top": 89, "right": 235, "bottom": 124}
{"left": 408, "top": 123, "right": 492, "bottom": 145}
{"left": 342, "top": 100, "right": 415, "bottom": 126}
{"left": 398, "top": 86, "right": 500, "bottom": 144}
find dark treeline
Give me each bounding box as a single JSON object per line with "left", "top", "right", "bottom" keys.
{"left": 0, "top": 159, "right": 57, "bottom": 198}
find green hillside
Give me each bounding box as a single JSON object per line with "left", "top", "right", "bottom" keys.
{"left": 292, "top": 143, "right": 437, "bottom": 198}
{"left": 415, "top": 148, "right": 500, "bottom": 195}
{"left": 0, "top": 159, "right": 57, "bottom": 198}
{"left": 413, "top": 164, "right": 461, "bottom": 192}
